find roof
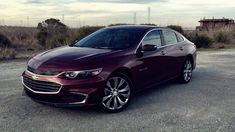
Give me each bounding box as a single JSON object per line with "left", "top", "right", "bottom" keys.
{"left": 106, "top": 25, "right": 161, "bottom": 32}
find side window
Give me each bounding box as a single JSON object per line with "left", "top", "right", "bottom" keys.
{"left": 162, "top": 30, "right": 178, "bottom": 45}
{"left": 176, "top": 33, "right": 184, "bottom": 42}
{"left": 142, "top": 30, "right": 162, "bottom": 47}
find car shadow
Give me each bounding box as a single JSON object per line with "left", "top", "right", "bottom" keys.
{"left": 57, "top": 80, "right": 182, "bottom": 114}
{"left": 55, "top": 71, "right": 203, "bottom": 114}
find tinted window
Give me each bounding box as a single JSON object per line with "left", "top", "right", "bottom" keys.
{"left": 176, "top": 33, "right": 184, "bottom": 42}
{"left": 75, "top": 29, "right": 142, "bottom": 50}
{"left": 142, "top": 30, "right": 162, "bottom": 47}
{"left": 162, "top": 30, "right": 178, "bottom": 45}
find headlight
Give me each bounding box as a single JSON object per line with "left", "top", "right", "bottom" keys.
{"left": 63, "top": 68, "right": 102, "bottom": 79}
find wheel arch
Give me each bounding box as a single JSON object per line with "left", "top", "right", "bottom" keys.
{"left": 110, "top": 67, "right": 135, "bottom": 87}
{"left": 186, "top": 54, "right": 195, "bottom": 69}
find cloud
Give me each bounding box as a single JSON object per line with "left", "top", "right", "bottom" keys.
{"left": 24, "top": 0, "right": 166, "bottom": 5}
{"left": 77, "top": 0, "right": 166, "bottom": 4}
{"left": 24, "top": 0, "right": 44, "bottom": 4}
{"left": 1, "top": 0, "right": 235, "bottom": 27}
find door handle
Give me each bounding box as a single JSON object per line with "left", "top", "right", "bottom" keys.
{"left": 139, "top": 67, "right": 148, "bottom": 72}
{"left": 180, "top": 46, "right": 184, "bottom": 51}
{"left": 161, "top": 50, "right": 166, "bottom": 55}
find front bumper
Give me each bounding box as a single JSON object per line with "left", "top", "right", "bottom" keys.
{"left": 22, "top": 70, "right": 106, "bottom": 107}
{"left": 23, "top": 88, "right": 91, "bottom": 107}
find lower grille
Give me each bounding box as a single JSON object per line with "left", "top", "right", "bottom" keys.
{"left": 23, "top": 76, "right": 61, "bottom": 93}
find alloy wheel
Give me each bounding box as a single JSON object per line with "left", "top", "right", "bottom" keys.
{"left": 102, "top": 76, "right": 131, "bottom": 111}
{"left": 183, "top": 60, "right": 193, "bottom": 82}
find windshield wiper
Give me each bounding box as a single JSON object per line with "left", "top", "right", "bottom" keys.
{"left": 74, "top": 45, "right": 112, "bottom": 50}
{"left": 90, "top": 46, "right": 111, "bottom": 49}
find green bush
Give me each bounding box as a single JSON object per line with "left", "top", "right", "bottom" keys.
{"left": 214, "top": 31, "right": 231, "bottom": 44}
{"left": 0, "top": 34, "right": 12, "bottom": 48}
{"left": 36, "top": 30, "right": 48, "bottom": 47}
{"left": 187, "top": 33, "right": 212, "bottom": 48}
{"left": 70, "top": 26, "right": 104, "bottom": 44}
{"left": 36, "top": 18, "right": 68, "bottom": 49}
{"left": 167, "top": 25, "right": 184, "bottom": 34}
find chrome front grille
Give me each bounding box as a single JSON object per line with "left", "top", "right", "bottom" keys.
{"left": 23, "top": 76, "right": 61, "bottom": 93}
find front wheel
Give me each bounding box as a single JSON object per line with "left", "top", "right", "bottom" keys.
{"left": 101, "top": 73, "right": 133, "bottom": 113}
{"left": 178, "top": 59, "right": 193, "bottom": 83}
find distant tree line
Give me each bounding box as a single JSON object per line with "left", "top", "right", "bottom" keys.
{"left": 35, "top": 19, "right": 234, "bottom": 49}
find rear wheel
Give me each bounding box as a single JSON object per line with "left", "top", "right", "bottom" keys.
{"left": 101, "top": 73, "right": 133, "bottom": 113}
{"left": 178, "top": 59, "right": 193, "bottom": 83}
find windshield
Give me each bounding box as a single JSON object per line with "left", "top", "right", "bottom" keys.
{"left": 75, "top": 28, "right": 142, "bottom": 50}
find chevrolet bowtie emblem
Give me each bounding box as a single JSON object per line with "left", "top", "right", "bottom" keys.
{"left": 32, "top": 75, "right": 39, "bottom": 80}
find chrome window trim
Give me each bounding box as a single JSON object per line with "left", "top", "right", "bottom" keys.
{"left": 135, "top": 28, "right": 186, "bottom": 53}
{"left": 176, "top": 32, "right": 185, "bottom": 42}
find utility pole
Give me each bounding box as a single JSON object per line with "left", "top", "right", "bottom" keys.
{"left": 77, "top": 15, "right": 81, "bottom": 28}
{"left": 27, "top": 16, "right": 29, "bottom": 27}
{"left": 79, "top": 18, "right": 81, "bottom": 28}
{"left": 148, "top": 7, "right": 151, "bottom": 24}
{"left": 62, "top": 14, "right": 65, "bottom": 23}
{"left": 20, "top": 20, "right": 23, "bottom": 27}
{"left": 134, "top": 12, "right": 137, "bottom": 25}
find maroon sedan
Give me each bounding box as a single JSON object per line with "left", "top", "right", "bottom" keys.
{"left": 22, "top": 26, "right": 196, "bottom": 112}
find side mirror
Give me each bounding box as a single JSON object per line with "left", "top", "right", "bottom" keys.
{"left": 69, "top": 40, "right": 79, "bottom": 47}
{"left": 74, "top": 40, "right": 79, "bottom": 44}
{"left": 142, "top": 44, "right": 157, "bottom": 51}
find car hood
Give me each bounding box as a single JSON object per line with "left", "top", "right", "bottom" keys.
{"left": 28, "top": 46, "right": 113, "bottom": 71}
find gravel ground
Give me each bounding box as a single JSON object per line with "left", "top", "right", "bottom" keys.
{"left": 0, "top": 49, "right": 235, "bottom": 132}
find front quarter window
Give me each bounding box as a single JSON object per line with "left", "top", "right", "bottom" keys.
{"left": 142, "top": 30, "right": 162, "bottom": 47}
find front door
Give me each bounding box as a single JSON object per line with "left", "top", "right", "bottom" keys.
{"left": 134, "top": 30, "right": 168, "bottom": 89}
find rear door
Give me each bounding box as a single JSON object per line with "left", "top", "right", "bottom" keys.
{"left": 161, "top": 29, "right": 186, "bottom": 79}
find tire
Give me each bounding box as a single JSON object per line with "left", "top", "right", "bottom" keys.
{"left": 178, "top": 58, "right": 193, "bottom": 83}
{"left": 100, "top": 72, "right": 133, "bottom": 113}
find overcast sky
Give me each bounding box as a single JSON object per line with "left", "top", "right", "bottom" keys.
{"left": 0, "top": 0, "right": 235, "bottom": 28}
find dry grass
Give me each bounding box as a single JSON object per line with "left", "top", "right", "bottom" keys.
{"left": 0, "top": 25, "right": 235, "bottom": 60}
{"left": 0, "top": 26, "right": 39, "bottom": 50}
{"left": 0, "top": 48, "right": 16, "bottom": 60}
{"left": 0, "top": 26, "right": 102, "bottom": 60}
{"left": 0, "top": 26, "right": 41, "bottom": 60}
{"left": 185, "top": 27, "right": 235, "bottom": 49}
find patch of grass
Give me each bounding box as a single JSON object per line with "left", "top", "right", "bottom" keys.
{"left": 186, "top": 32, "right": 213, "bottom": 48}
{"left": 0, "top": 26, "right": 39, "bottom": 50}
{"left": 0, "top": 48, "right": 16, "bottom": 60}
